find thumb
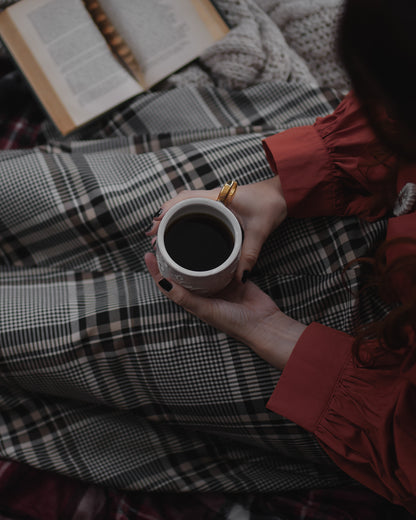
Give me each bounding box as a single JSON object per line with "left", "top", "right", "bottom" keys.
{"left": 236, "top": 230, "right": 264, "bottom": 283}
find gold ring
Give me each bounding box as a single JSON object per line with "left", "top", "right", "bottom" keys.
{"left": 217, "top": 180, "right": 238, "bottom": 207}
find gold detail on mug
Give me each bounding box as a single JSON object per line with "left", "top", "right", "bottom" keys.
{"left": 217, "top": 180, "right": 238, "bottom": 207}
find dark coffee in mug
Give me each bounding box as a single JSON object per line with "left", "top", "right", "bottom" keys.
{"left": 164, "top": 213, "right": 234, "bottom": 271}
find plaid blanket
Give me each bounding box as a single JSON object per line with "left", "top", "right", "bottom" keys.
{"left": 0, "top": 54, "right": 413, "bottom": 520}
{"left": 0, "top": 75, "right": 357, "bottom": 489}
{"left": 0, "top": 459, "right": 409, "bottom": 520}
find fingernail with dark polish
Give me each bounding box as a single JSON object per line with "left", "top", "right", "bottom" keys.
{"left": 159, "top": 278, "right": 173, "bottom": 292}
{"left": 242, "top": 270, "right": 250, "bottom": 283}
{"left": 153, "top": 208, "right": 163, "bottom": 219}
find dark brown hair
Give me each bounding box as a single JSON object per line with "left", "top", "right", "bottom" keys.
{"left": 338, "top": 0, "right": 416, "bottom": 369}
{"left": 338, "top": 0, "right": 416, "bottom": 160}
{"left": 350, "top": 238, "right": 416, "bottom": 371}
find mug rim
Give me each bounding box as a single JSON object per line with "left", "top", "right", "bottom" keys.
{"left": 157, "top": 197, "right": 242, "bottom": 277}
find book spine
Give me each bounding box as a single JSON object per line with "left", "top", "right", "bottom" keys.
{"left": 81, "top": 0, "right": 147, "bottom": 88}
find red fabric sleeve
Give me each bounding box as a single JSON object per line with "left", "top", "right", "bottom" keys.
{"left": 267, "top": 322, "right": 416, "bottom": 514}
{"left": 262, "top": 92, "right": 398, "bottom": 221}
{"left": 262, "top": 91, "right": 416, "bottom": 514}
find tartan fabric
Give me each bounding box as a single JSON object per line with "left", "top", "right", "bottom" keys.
{"left": 0, "top": 460, "right": 412, "bottom": 520}
{"left": 0, "top": 79, "right": 392, "bottom": 495}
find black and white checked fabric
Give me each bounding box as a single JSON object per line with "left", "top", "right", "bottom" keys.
{"left": 0, "top": 82, "right": 389, "bottom": 492}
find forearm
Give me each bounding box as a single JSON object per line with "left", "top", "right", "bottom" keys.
{"left": 246, "top": 310, "right": 307, "bottom": 370}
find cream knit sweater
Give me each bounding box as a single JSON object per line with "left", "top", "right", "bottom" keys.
{"left": 166, "top": 0, "right": 350, "bottom": 93}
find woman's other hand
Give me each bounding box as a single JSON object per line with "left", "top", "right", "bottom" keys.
{"left": 145, "top": 253, "right": 305, "bottom": 370}
{"left": 145, "top": 176, "right": 287, "bottom": 282}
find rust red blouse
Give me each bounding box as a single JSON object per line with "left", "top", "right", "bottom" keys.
{"left": 262, "top": 92, "right": 416, "bottom": 514}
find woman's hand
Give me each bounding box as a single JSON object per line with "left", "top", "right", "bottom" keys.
{"left": 145, "top": 253, "right": 306, "bottom": 370}
{"left": 146, "top": 176, "right": 287, "bottom": 282}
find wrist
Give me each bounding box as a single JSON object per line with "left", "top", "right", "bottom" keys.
{"left": 248, "top": 310, "right": 306, "bottom": 370}
{"left": 267, "top": 175, "right": 288, "bottom": 225}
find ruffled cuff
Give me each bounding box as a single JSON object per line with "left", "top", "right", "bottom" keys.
{"left": 262, "top": 126, "right": 337, "bottom": 217}
{"left": 266, "top": 322, "right": 352, "bottom": 432}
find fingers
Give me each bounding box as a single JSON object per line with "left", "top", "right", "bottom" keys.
{"left": 144, "top": 252, "right": 208, "bottom": 318}
{"left": 236, "top": 227, "right": 265, "bottom": 283}
{"left": 144, "top": 207, "right": 164, "bottom": 236}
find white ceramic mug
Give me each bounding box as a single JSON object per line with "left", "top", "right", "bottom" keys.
{"left": 156, "top": 198, "right": 242, "bottom": 295}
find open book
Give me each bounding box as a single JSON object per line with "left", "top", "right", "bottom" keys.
{"left": 0, "top": 0, "right": 229, "bottom": 135}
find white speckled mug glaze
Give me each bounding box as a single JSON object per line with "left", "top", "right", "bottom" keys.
{"left": 156, "top": 198, "right": 242, "bottom": 295}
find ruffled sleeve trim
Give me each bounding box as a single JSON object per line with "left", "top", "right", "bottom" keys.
{"left": 262, "top": 92, "right": 396, "bottom": 221}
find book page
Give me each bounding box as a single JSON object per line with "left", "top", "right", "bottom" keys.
{"left": 97, "top": 0, "right": 229, "bottom": 87}
{"left": 4, "top": 0, "right": 143, "bottom": 130}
